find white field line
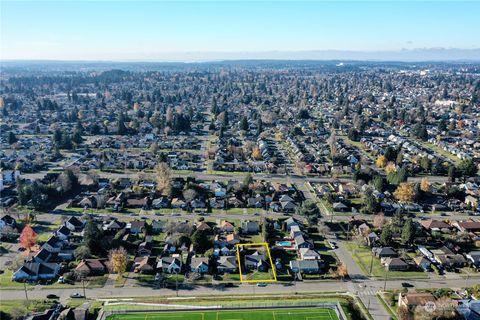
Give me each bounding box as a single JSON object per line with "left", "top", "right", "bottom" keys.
{"left": 105, "top": 302, "right": 221, "bottom": 309}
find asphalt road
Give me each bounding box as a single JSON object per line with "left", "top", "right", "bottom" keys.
{"left": 0, "top": 277, "right": 472, "bottom": 304}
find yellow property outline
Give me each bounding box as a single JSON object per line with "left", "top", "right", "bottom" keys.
{"left": 235, "top": 242, "right": 277, "bottom": 283}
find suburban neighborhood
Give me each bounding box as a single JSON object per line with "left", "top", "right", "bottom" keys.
{"left": 1, "top": 59, "right": 480, "bottom": 320}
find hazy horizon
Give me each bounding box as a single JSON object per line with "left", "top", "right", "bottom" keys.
{"left": 2, "top": 48, "right": 480, "bottom": 63}
{"left": 1, "top": 1, "right": 479, "bottom": 61}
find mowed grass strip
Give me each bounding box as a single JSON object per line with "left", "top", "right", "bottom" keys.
{"left": 107, "top": 308, "right": 338, "bottom": 320}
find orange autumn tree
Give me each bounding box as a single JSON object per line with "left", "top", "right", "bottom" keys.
{"left": 20, "top": 225, "right": 37, "bottom": 252}
{"left": 252, "top": 147, "right": 262, "bottom": 160}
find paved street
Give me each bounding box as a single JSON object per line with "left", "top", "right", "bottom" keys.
{"left": 12, "top": 170, "right": 476, "bottom": 320}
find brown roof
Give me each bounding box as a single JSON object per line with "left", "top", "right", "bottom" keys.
{"left": 130, "top": 220, "right": 146, "bottom": 229}
{"left": 402, "top": 293, "right": 435, "bottom": 306}
{"left": 220, "top": 221, "right": 234, "bottom": 229}
{"left": 127, "top": 198, "right": 147, "bottom": 206}
{"left": 420, "top": 219, "right": 451, "bottom": 230}
{"left": 75, "top": 259, "right": 108, "bottom": 272}
{"left": 196, "top": 222, "right": 211, "bottom": 231}
{"left": 226, "top": 234, "right": 239, "bottom": 241}
{"left": 457, "top": 221, "right": 480, "bottom": 231}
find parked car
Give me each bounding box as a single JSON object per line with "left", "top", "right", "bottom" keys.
{"left": 70, "top": 292, "right": 84, "bottom": 298}
{"left": 401, "top": 282, "right": 414, "bottom": 288}
{"left": 47, "top": 294, "right": 59, "bottom": 299}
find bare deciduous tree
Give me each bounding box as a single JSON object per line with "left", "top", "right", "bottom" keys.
{"left": 155, "top": 162, "right": 171, "bottom": 195}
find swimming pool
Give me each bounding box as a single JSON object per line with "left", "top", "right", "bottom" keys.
{"left": 277, "top": 241, "right": 293, "bottom": 246}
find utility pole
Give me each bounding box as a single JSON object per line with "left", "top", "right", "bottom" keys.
{"left": 294, "top": 272, "right": 297, "bottom": 294}
{"left": 465, "top": 270, "right": 470, "bottom": 289}
{"left": 383, "top": 268, "right": 389, "bottom": 291}
{"left": 175, "top": 270, "right": 179, "bottom": 297}
{"left": 82, "top": 277, "right": 86, "bottom": 299}
{"left": 369, "top": 253, "right": 374, "bottom": 275}
{"left": 24, "top": 281, "right": 29, "bottom": 302}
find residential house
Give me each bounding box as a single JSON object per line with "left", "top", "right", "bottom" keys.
{"left": 398, "top": 292, "right": 436, "bottom": 311}
{"left": 466, "top": 251, "right": 480, "bottom": 269}
{"left": 196, "top": 222, "right": 211, "bottom": 232}
{"left": 42, "top": 236, "right": 64, "bottom": 253}
{"left": 0, "top": 214, "right": 16, "bottom": 229}
{"left": 75, "top": 259, "right": 108, "bottom": 276}
{"left": 382, "top": 257, "right": 409, "bottom": 271}
{"left": 190, "top": 257, "right": 210, "bottom": 273}
{"left": 366, "top": 232, "right": 380, "bottom": 247}
{"left": 413, "top": 256, "right": 432, "bottom": 271}
{"left": 244, "top": 252, "right": 268, "bottom": 271}
{"left": 152, "top": 197, "right": 170, "bottom": 209}
{"left": 13, "top": 262, "right": 60, "bottom": 282}
{"left": 241, "top": 220, "right": 260, "bottom": 234}
{"left": 420, "top": 219, "right": 451, "bottom": 232}
{"left": 285, "top": 217, "right": 301, "bottom": 231}
{"left": 431, "top": 247, "right": 467, "bottom": 269}
{"left": 137, "top": 241, "right": 153, "bottom": 257}
{"left": 55, "top": 226, "right": 71, "bottom": 240}
{"left": 455, "top": 221, "right": 480, "bottom": 233}
{"left": 219, "top": 220, "right": 235, "bottom": 233}
{"left": 158, "top": 256, "right": 182, "bottom": 274}
{"left": 226, "top": 233, "right": 240, "bottom": 246}
{"left": 456, "top": 299, "right": 480, "bottom": 320}
{"left": 373, "top": 247, "right": 397, "bottom": 258}
{"left": 152, "top": 220, "right": 165, "bottom": 233}
{"left": 217, "top": 256, "right": 238, "bottom": 273}
{"left": 289, "top": 260, "right": 322, "bottom": 274}
{"left": 102, "top": 219, "right": 124, "bottom": 232}
{"left": 128, "top": 220, "right": 146, "bottom": 234}
{"left": 133, "top": 256, "right": 155, "bottom": 273}
{"left": 65, "top": 216, "right": 84, "bottom": 232}
{"left": 294, "top": 234, "right": 314, "bottom": 249}
{"left": 33, "top": 248, "right": 57, "bottom": 264}
{"left": 299, "top": 248, "right": 322, "bottom": 261}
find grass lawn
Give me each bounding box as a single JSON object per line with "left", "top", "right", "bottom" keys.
{"left": 0, "top": 299, "right": 57, "bottom": 315}
{"left": 106, "top": 308, "right": 339, "bottom": 320}
{"left": 164, "top": 273, "right": 185, "bottom": 284}
{"left": 0, "top": 270, "right": 34, "bottom": 288}
{"left": 344, "top": 242, "right": 428, "bottom": 279}
{"left": 241, "top": 270, "right": 276, "bottom": 281}
{"left": 212, "top": 208, "right": 259, "bottom": 215}
{"left": 114, "top": 273, "right": 129, "bottom": 288}
{"left": 420, "top": 142, "right": 461, "bottom": 165}
{"left": 135, "top": 274, "right": 156, "bottom": 287}
{"left": 87, "top": 274, "right": 109, "bottom": 287}
{"left": 241, "top": 233, "right": 265, "bottom": 244}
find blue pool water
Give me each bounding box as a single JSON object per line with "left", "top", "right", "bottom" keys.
{"left": 277, "top": 241, "right": 292, "bottom": 246}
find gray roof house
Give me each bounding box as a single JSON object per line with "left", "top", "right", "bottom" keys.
{"left": 289, "top": 260, "right": 322, "bottom": 274}
{"left": 217, "top": 256, "right": 238, "bottom": 273}
{"left": 13, "top": 262, "right": 60, "bottom": 282}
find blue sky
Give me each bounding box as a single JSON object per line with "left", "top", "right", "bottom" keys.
{"left": 1, "top": 1, "right": 479, "bottom": 60}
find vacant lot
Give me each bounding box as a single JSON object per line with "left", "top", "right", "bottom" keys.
{"left": 107, "top": 308, "right": 339, "bottom": 320}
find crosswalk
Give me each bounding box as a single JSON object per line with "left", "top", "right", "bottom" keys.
{"left": 347, "top": 283, "right": 379, "bottom": 297}
{"left": 356, "top": 288, "right": 378, "bottom": 297}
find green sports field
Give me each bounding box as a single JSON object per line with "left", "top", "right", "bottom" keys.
{"left": 107, "top": 308, "right": 339, "bottom": 320}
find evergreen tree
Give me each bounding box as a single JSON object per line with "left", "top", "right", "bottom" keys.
{"left": 118, "top": 113, "right": 128, "bottom": 135}
{"left": 401, "top": 219, "right": 415, "bottom": 245}
{"left": 240, "top": 116, "right": 249, "bottom": 131}
{"left": 7, "top": 132, "right": 17, "bottom": 144}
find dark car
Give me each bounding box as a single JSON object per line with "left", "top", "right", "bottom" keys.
{"left": 46, "top": 294, "right": 59, "bottom": 299}
{"left": 401, "top": 282, "right": 414, "bottom": 288}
